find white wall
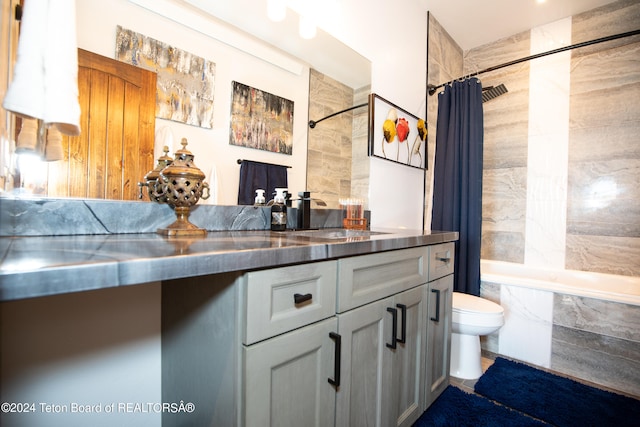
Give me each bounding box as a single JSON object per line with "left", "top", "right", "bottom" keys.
{"left": 76, "top": 0, "right": 310, "bottom": 205}
{"left": 318, "top": 0, "right": 430, "bottom": 230}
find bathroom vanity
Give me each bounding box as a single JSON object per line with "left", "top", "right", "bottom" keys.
{"left": 0, "top": 201, "right": 456, "bottom": 427}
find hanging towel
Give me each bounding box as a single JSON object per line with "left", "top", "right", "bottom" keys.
{"left": 2, "top": 0, "right": 81, "bottom": 136}
{"left": 237, "top": 161, "right": 288, "bottom": 205}
{"left": 154, "top": 126, "right": 176, "bottom": 159}
{"left": 203, "top": 164, "right": 219, "bottom": 204}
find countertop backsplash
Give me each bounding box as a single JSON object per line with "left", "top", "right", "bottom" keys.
{"left": 0, "top": 197, "right": 370, "bottom": 236}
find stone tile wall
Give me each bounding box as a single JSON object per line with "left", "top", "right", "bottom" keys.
{"left": 308, "top": 69, "right": 363, "bottom": 209}
{"left": 429, "top": 0, "right": 640, "bottom": 398}
{"left": 464, "top": 0, "right": 640, "bottom": 277}
{"left": 565, "top": 0, "right": 640, "bottom": 276}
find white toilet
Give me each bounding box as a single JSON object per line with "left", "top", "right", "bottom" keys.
{"left": 450, "top": 292, "right": 504, "bottom": 380}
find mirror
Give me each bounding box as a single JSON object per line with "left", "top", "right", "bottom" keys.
{"left": 0, "top": 0, "right": 371, "bottom": 208}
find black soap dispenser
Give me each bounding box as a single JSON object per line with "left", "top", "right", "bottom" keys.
{"left": 270, "top": 188, "right": 287, "bottom": 231}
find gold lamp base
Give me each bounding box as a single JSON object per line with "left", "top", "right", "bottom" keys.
{"left": 157, "top": 206, "right": 207, "bottom": 237}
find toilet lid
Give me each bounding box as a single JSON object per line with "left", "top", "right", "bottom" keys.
{"left": 453, "top": 292, "right": 504, "bottom": 315}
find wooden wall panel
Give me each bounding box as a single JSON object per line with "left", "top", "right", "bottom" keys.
{"left": 46, "top": 48, "right": 156, "bottom": 200}
{"left": 123, "top": 82, "right": 141, "bottom": 200}
{"left": 67, "top": 68, "right": 92, "bottom": 198}
{"left": 106, "top": 76, "right": 125, "bottom": 200}
{"left": 87, "top": 69, "right": 108, "bottom": 199}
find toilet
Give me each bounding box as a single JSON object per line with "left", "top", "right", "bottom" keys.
{"left": 450, "top": 292, "right": 504, "bottom": 380}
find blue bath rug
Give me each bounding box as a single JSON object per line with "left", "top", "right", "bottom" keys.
{"left": 413, "top": 385, "right": 550, "bottom": 426}
{"left": 474, "top": 357, "right": 640, "bottom": 427}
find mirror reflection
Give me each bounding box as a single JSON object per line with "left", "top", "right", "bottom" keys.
{"left": 0, "top": 0, "right": 371, "bottom": 210}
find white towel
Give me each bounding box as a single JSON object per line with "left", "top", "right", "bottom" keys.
{"left": 2, "top": 0, "right": 81, "bottom": 136}
{"left": 206, "top": 164, "right": 219, "bottom": 204}
{"left": 154, "top": 126, "right": 176, "bottom": 160}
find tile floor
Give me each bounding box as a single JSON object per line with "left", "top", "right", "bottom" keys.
{"left": 449, "top": 352, "right": 497, "bottom": 394}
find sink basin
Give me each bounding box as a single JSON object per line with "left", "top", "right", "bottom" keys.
{"left": 287, "top": 229, "right": 388, "bottom": 241}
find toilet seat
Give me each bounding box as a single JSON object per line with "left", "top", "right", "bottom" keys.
{"left": 453, "top": 292, "right": 504, "bottom": 315}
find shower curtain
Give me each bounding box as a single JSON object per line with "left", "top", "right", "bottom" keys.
{"left": 431, "top": 78, "right": 484, "bottom": 295}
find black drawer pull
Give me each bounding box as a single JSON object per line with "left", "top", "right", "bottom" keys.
{"left": 386, "top": 307, "right": 398, "bottom": 349}
{"left": 294, "top": 293, "right": 313, "bottom": 304}
{"left": 436, "top": 251, "right": 451, "bottom": 263}
{"left": 396, "top": 303, "right": 407, "bottom": 344}
{"left": 430, "top": 289, "right": 441, "bottom": 322}
{"left": 328, "top": 332, "right": 341, "bottom": 387}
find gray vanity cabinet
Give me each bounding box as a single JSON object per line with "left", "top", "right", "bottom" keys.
{"left": 335, "top": 247, "right": 429, "bottom": 427}
{"left": 241, "top": 261, "right": 338, "bottom": 427}
{"left": 243, "top": 317, "right": 338, "bottom": 426}
{"left": 424, "top": 243, "right": 455, "bottom": 407}
{"left": 162, "top": 244, "right": 454, "bottom": 427}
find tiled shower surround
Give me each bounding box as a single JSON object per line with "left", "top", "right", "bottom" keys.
{"left": 307, "top": 69, "right": 370, "bottom": 209}
{"left": 428, "top": 0, "right": 639, "bottom": 397}
{"left": 469, "top": 0, "right": 640, "bottom": 276}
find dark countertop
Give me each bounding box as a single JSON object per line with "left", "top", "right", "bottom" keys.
{"left": 0, "top": 228, "right": 458, "bottom": 301}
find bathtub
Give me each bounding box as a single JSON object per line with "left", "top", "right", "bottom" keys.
{"left": 480, "top": 260, "right": 640, "bottom": 306}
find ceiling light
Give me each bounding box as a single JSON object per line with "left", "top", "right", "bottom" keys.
{"left": 299, "top": 15, "right": 316, "bottom": 39}
{"left": 267, "top": 0, "right": 287, "bottom": 22}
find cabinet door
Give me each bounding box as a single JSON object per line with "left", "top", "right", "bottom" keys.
{"left": 336, "top": 296, "right": 394, "bottom": 427}
{"left": 424, "top": 274, "right": 453, "bottom": 407}
{"left": 383, "top": 285, "right": 426, "bottom": 427}
{"left": 48, "top": 49, "right": 156, "bottom": 200}
{"left": 243, "top": 317, "right": 338, "bottom": 427}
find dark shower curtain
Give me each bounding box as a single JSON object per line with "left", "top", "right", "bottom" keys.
{"left": 431, "top": 78, "right": 484, "bottom": 296}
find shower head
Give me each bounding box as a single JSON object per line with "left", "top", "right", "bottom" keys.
{"left": 482, "top": 84, "right": 508, "bottom": 103}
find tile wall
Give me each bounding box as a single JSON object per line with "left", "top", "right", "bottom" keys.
{"left": 307, "top": 69, "right": 370, "bottom": 209}
{"left": 429, "top": 0, "right": 640, "bottom": 398}
{"left": 466, "top": 0, "right": 640, "bottom": 277}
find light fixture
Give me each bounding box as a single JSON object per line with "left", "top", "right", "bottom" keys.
{"left": 299, "top": 14, "right": 316, "bottom": 39}
{"left": 267, "top": 0, "right": 287, "bottom": 22}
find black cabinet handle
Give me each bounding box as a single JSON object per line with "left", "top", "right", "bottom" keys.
{"left": 430, "top": 289, "right": 441, "bottom": 322}
{"left": 436, "top": 251, "right": 451, "bottom": 263}
{"left": 396, "top": 303, "right": 407, "bottom": 344}
{"left": 294, "top": 293, "right": 312, "bottom": 304}
{"left": 328, "top": 332, "right": 341, "bottom": 387}
{"left": 386, "top": 307, "right": 398, "bottom": 349}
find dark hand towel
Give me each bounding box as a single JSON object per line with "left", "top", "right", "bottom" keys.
{"left": 238, "top": 160, "right": 288, "bottom": 205}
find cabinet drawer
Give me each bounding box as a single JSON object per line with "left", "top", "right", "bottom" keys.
{"left": 428, "top": 243, "right": 455, "bottom": 281}
{"left": 337, "top": 247, "right": 428, "bottom": 313}
{"left": 243, "top": 261, "right": 337, "bottom": 345}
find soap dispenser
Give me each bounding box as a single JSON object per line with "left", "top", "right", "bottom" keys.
{"left": 254, "top": 189, "right": 266, "bottom": 206}
{"left": 271, "top": 188, "right": 287, "bottom": 231}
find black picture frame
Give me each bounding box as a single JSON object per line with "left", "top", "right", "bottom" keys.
{"left": 368, "top": 93, "right": 427, "bottom": 169}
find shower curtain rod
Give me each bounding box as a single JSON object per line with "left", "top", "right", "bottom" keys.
{"left": 237, "top": 159, "right": 292, "bottom": 168}
{"left": 428, "top": 28, "right": 640, "bottom": 96}
{"left": 308, "top": 102, "right": 368, "bottom": 128}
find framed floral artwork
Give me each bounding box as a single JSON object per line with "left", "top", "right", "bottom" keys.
{"left": 368, "top": 93, "right": 427, "bottom": 169}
